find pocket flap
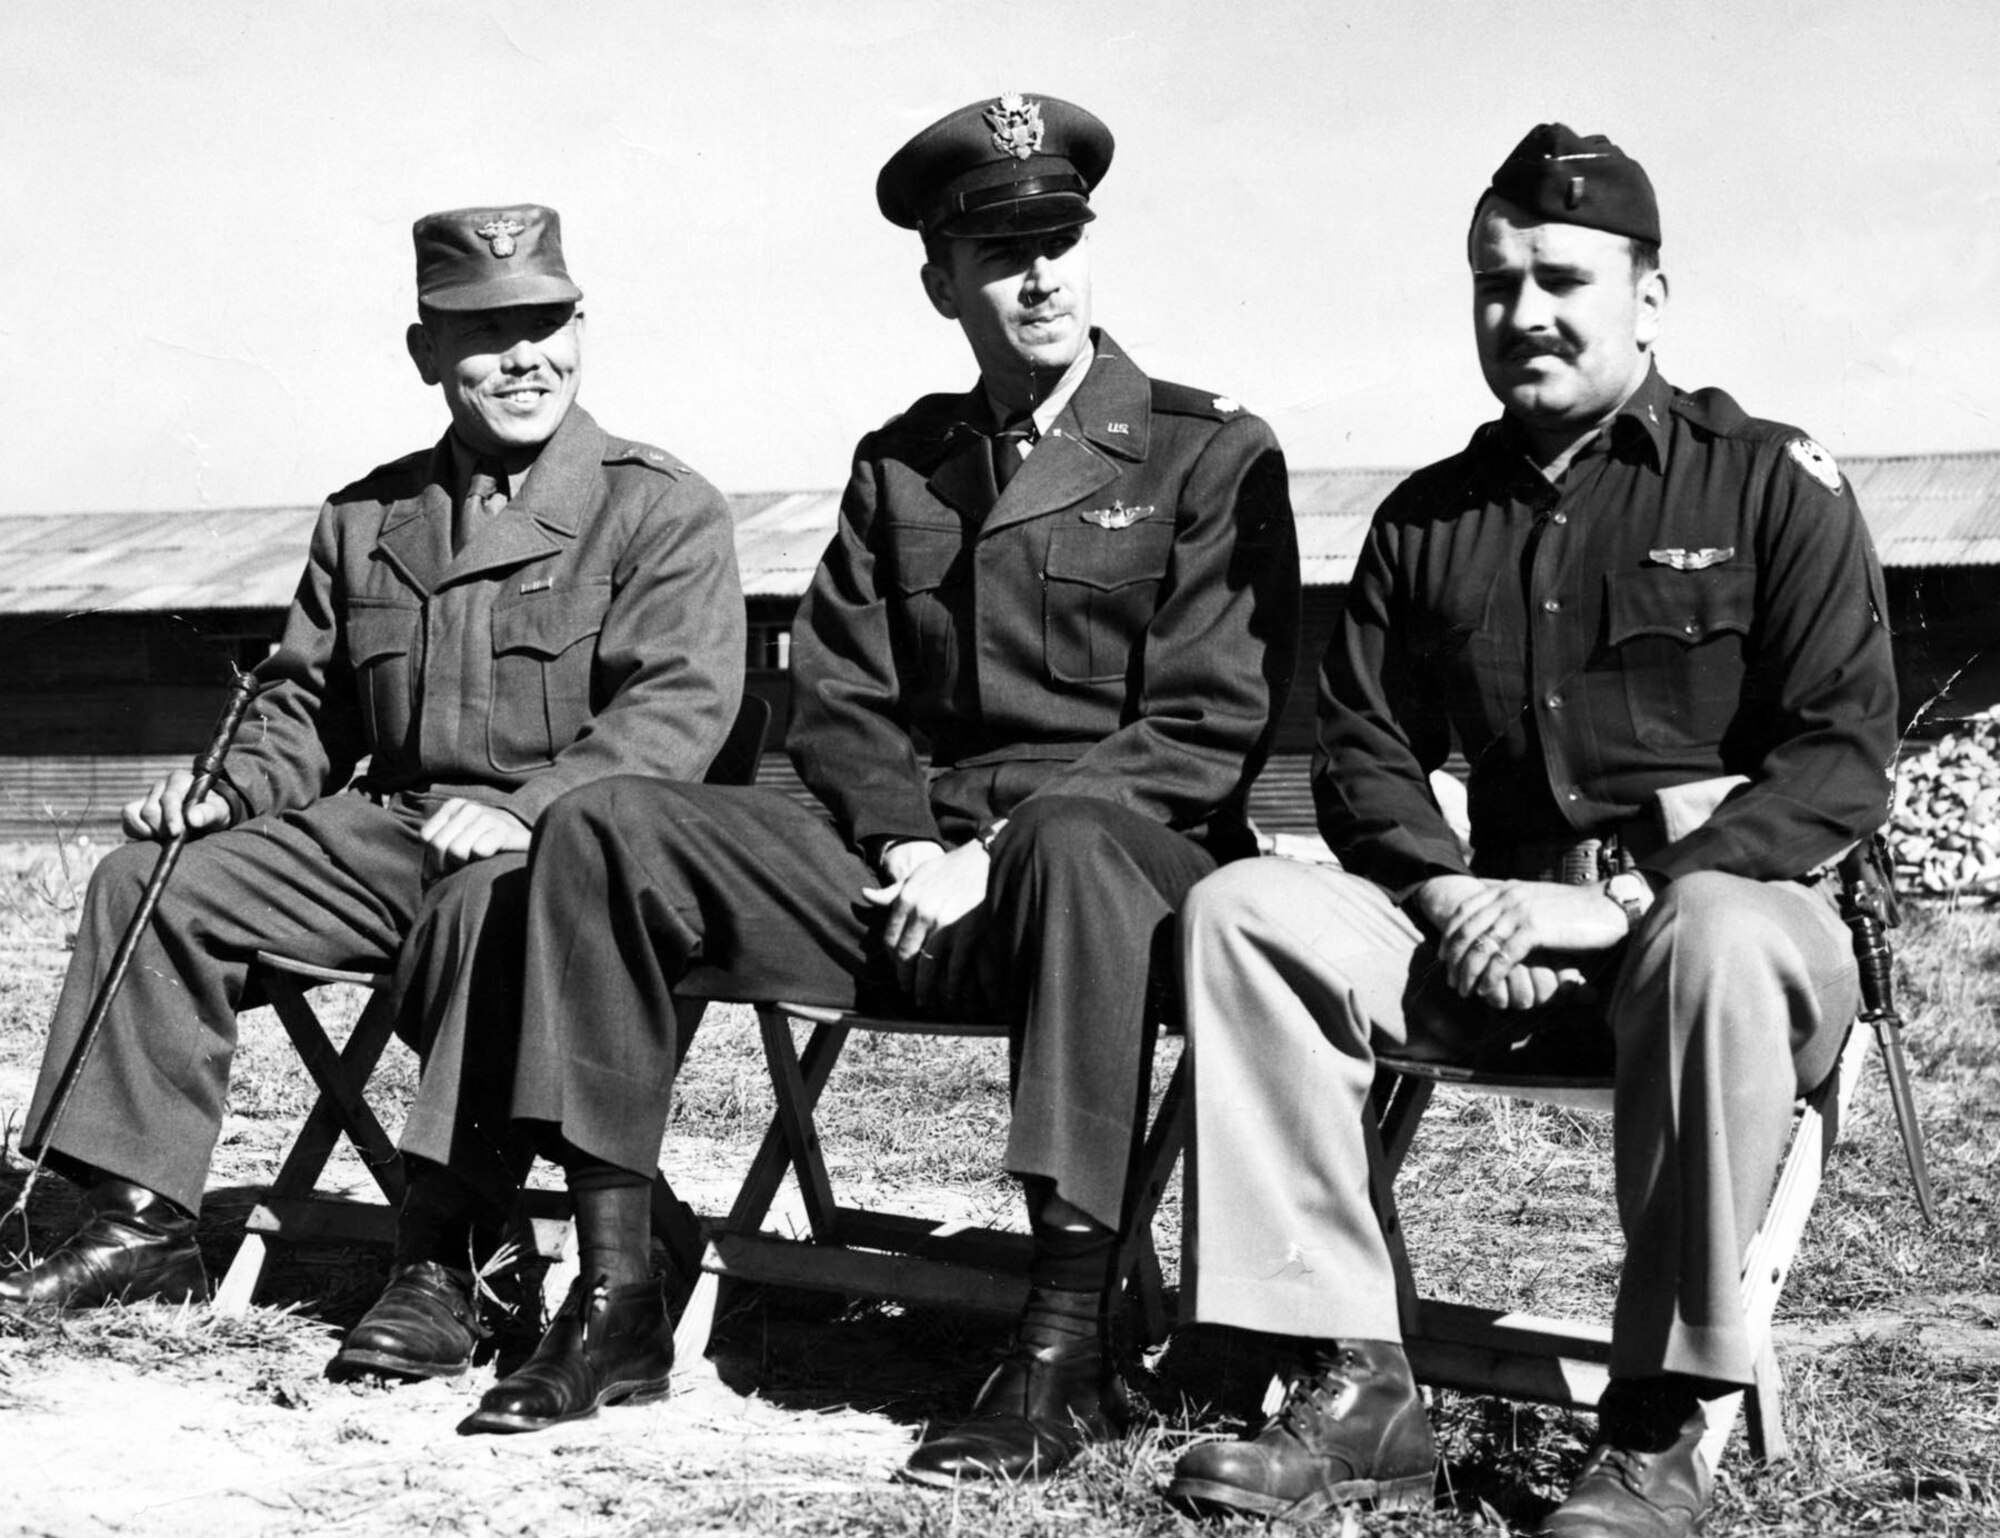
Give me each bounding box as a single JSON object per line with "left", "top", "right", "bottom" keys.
{"left": 1044, "top": 520, "right": 1175, "bottom": 593}
{"left": 492, "top": 585, "right": 607, "bottom": 658}
{"left": 1607, "top": 566, "right": 1754, "bottom": 644}
{"left": 346, "top": 603, "right": 416, "bottom": 665}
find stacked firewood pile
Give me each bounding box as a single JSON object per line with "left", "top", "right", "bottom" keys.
{"left": 1891, "top": 711, "right": 2000, "bottom": 899}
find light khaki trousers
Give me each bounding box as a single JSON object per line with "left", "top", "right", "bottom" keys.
{"left": 1180, "top": 859, "right": 1856, "bottom": 1385}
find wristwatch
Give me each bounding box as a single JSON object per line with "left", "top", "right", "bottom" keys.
{"left": 1606, "top": 871, "right": 1659, "bottom": 930}
{"left": 975, "top": 817, "right": 1010, "bottom": 853}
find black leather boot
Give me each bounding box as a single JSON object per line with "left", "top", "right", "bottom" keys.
{"left": 901, "top": 1322, "right": 1131, "bottom": 1486}
{"left": 330, "top": 1261, "right": 488, "bottom": 1380}
{"left": 0, "top": 1177, "right": 206, "bottom": 1308}
{"left": 1538, "top": 1377, "right": 1714, "bottom": 1537}
{"left": 1168, "top": 1338, "right": 1436, "bottom": 1519}
{"left": 457, "top": 1274, "right": 673, "bottom": 1435}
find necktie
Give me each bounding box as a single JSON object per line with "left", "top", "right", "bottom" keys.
{"left": 452, "top": 463, "right": 506, "bottom": 553}
{"left": 991, "top": 415, "right": 1037, "bottom": 493}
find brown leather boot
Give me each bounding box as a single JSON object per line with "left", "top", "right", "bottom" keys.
{"left": 1168, "top": 1338, "right": 1436, "bottom": 1520}
{"left": 0, "top": 1177, "right": 206, "bottom": 1308}
{"left": 330, "top": 1261, "right": 489, "bottom": 1381}
{"left": 1539, "top": 1378, "right": 1714, "bottom": 1537}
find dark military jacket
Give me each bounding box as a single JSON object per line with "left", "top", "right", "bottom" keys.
{"left": 221, "top": 403, "right": 745, "bottom": 826}
{"left": 788, "top": 331, "right": 1300, "bottom": 850}
{"left": 1315, "top": 363, "right": 1898, "bottom": 899}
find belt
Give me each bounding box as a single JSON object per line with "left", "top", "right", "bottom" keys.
{"left": 1479, "top": 828, "right": 1652, "bottom": 885}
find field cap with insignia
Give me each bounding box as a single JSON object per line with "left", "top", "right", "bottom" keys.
{"left": 1480, "top": 123, "right": 1660, "bottom": 246}
{"left": 877, "top": 94, "right": 1114, "bottom": 238}
{"left": 412, "top": 204, "right": 584, "bottom": 311}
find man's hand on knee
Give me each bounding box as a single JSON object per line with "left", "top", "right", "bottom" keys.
{"left": 420, "top": 799, "right": 531, "bottom": 875}
{"left": 1432, "top": 878, "right": 1625, "bottom": 1006}
{"left": 123, "top": 769, "right": 233, "bottom": 843}
{"left": 864, "top": 840, "right": 993, "bottom": 1011}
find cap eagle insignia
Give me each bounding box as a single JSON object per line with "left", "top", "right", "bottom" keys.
{"left": 985, "top": 94, "right": 1045, "bottom": 160}
{"left": 475, "top": 217, "right": 526, "bottom": 258}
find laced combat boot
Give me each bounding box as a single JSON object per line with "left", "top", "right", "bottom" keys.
{"left": 1539, "top": 1377, "right": 1715, "bottom": 1537}
{"left": 1168, "top": 1338, "right": 1436, "bottom": 1520}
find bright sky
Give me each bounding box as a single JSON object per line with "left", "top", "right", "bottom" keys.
{"left": 4, "top": 0, "right": 1995, "bottom": 515}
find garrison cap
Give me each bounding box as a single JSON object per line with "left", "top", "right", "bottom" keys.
{"left": 1480, "top": 123, "right": 1661, "bottom": 246}
{"left": 412, "top": 203, "right": 584, "bottom": 312}
{"left": 877, "top": 94, "right": 1113, "bottom": 239}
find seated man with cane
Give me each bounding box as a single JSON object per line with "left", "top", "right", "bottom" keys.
{"left": 1, "top": 206, "right": 745, "bottom": 1376}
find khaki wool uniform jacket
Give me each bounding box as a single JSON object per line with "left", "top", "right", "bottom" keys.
{"left": 27, "top": 402, "right": 746, "bottom": 1214}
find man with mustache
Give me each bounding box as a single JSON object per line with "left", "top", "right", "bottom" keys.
{"left": 2, "top": 207, "right": 745, "bottom": 1369}
{"left": 1166, "top": 125, "right": 1896, "bottom": 1535}
{"left": 441, "top": 96, "right": 1298, "bottom": 1477}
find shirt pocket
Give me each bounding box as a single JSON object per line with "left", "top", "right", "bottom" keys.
{"left": 488, "top": 580, "right": 609, "bottom": 772}
{"left": 1042, "top": 519, "right": 1175, "bottom": 686}
{"left": 345, "top": 600, "right": 420, "bottom": 754}
{"left": 1605, "top": 566, "right": 1755, "bottom": 751}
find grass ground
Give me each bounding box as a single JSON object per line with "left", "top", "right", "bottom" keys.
{"left": 0, "top": 834, "right": 1994, "bottom": 1536}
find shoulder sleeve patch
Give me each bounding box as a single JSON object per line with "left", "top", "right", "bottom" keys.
{"left": 1785, "top": 436, "right": 1842, "bottom": 494}
{"left": 604, "top": 441, "right": 687, "bottom": 477}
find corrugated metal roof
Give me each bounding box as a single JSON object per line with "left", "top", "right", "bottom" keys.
{"left": 4, "top": 452, "right": 1994, "bottom": 613}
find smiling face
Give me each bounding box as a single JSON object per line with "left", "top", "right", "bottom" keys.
{"left": 920, "top": 226, "right": 1093, "bottom": 411}
{"left": 407, "top": 302, "right": 583, "bottom": 465}
{"left": 1470, "top": 196, "right": 1666, "bottom": 454}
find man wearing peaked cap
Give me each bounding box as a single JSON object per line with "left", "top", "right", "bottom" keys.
{"left": 4, "top": 203, "right": 745, "bottom": 1404}
{"left": 1168, "top": 125, "right": 1896, "bottom": 1533}
{"left": 476, "top": 94, "right": 1299, "bottom": 1464}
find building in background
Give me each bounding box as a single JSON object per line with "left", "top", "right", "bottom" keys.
{"left": 3, "top": 455, "right": 1994, "bottom": 837}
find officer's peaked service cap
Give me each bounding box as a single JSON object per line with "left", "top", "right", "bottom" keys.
{"left": 1479, "top": 123, "right": 1660, "bottom": 247}
{"left": 878, "top": 94, "right": 1114, "bottom": 240}
{"left": 413, "top": 204, "right": 584, "bottom": 312}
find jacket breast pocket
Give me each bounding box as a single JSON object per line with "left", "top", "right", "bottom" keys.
{"left": 1042, "top": 519, "right": 1175, "bottom": 686}
{"left": 345, "top": 601, "right": 420, "bottom": 754}
{"left": 884, "top": 522, "right": 970, "bottom": 696}
{"left": 1605, "top": 566, "right": 1755, "bottom": 752}
{"left": 488, "top": 581, "right": 608, "bottom": 771}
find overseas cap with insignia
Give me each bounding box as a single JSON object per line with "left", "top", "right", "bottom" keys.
{"left": 412, "top": 203, "right": 584, "bottom": 312}
{"left": 877, "top": 94, "right": 1114, "bottom": 239}
{"left": 1478, "top": 123, "right": 1661, "bottom": 247}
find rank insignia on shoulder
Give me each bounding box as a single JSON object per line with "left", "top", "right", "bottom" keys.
{"left": 1211, "top": 396, "right": 1241, "bottom": 414}
{"left": 1646, "top": 547, "right": 1737, "bottom": 571}
{"left": 1786, "top": 437, "right": 1842, "bottom": 493}
{"left": 1082, "top": 500, "right": 1154, "bottom": 529}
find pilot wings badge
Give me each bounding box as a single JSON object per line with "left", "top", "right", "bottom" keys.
{"left": 1082, "top": 500, "right": 1154, "bottom": 529}
{"left": 1646, "top": 547, "right": 1737, "bottom": 571}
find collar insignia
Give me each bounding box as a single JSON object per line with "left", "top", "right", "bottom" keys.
{"left": 1646, "top": 547, "right": 1736, "bottom": 571}
{"left": 1082, "top": 500, "right": 1154, "bottom": 530}
{"left": 984, "top": 94, "right": 1045, "bottom": 161}
{"left": 1786, "top": 437, "right": 1842, "bottom": 493}
{"left": 476, "top": 218, "right": 526, "bottom": 258}
{"left": 1212, "top": 396, "right": 1242, "bottom": 414}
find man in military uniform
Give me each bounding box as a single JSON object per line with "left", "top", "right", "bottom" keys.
{"left": 442, "top": 96, "right": 1297, "bottom": 1469}
{"left": 1166, "top": 126, "right": 1896, "bottom": 1535}
{"left": 2, "top": 207, "right": 746, "bottom": 1375}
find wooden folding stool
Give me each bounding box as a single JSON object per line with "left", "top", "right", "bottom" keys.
{"left": 1366, "top": 841, "right": 1936, "bottom": 1466}
{"left": 672, "top": 1002, "right": 1189, "bottom": 1362}
{"left": 213, "top": 695, "right": 771, "bottom": 1316}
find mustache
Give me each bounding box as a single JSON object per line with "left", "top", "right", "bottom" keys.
{"left": 1501, "top": 334, "right": 1579, "bottom": 364}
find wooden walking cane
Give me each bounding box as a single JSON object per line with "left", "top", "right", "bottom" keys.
{"left": 3, "top": 668, "right": 261, "bottom": 1256}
